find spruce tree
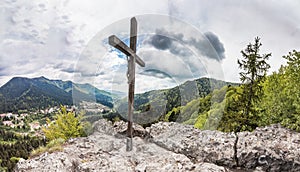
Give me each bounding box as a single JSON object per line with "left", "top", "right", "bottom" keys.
{"left": 237, "top": 37, "right": 271, "bottom": 131}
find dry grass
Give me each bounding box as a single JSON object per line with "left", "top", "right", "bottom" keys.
{"left": 30, "top": 138, "right": 65, "bottom": 158}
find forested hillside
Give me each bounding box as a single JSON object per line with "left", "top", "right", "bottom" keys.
{"left": 0, "top": 130, "right": 45, "bottom": 171}
{"left": 0, "top": 77, "right": 115, "bottom": 113}
{"left": 165, "top": 38, "right": 300, "bottom": 133}
{"left": 113, "top": 77, "right": 237, "bottom": 126}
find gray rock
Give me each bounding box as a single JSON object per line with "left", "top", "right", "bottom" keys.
{"left": 15, "top": 119, "right": 229, "bottom": 172}
{"left": 15, "top": 120, "right": 300, "bottom": 172}
{"left": 237, "top": 124, "right": 300, "bottom": 171}
{"left": 146, "top": 122, "right": 236, "bottom": 167}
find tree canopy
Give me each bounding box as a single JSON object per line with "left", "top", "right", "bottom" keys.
{"left": 259, "top": 50, "right": 300, "bottom": 131}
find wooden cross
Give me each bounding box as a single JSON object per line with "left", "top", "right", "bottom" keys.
{"left": 108, "top": 17, "right": 145, "bottom": 151}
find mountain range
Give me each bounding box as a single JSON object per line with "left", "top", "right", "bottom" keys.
{"left": 0, "top": 76, "right": 237, "bottom": 116}
{"left": 0, "top": 76, "right": 115, "bottom": 113}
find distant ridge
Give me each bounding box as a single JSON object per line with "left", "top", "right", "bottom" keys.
{"left": 0, "top": 76, "right": 116, "bottom": 113}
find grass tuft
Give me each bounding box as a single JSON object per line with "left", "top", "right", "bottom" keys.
{"left": 30, "top": 138, "right": 65, "bottom": 157}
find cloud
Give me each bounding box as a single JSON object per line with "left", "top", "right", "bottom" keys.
{"left": 0, "top": 0, "right": 225, "bottom": 93}
{"left": 148, "top": 34, "right": 171, "bottom": 50}
{"left": 145, "top": 28, "right": 225, "bottom": 61}
{"left": 141, "top": 69, "right": 173, "bottom": 79}
{"left": 0, "top": 66, "right": 8, "bottom": 77}
{"left": 167, "top": 0, "right": 300, "bottom": 82}
{"left": 203, "top": 32, "right": 225, "bottom": 60}
{"left": 1, "top": 0, "right": 299, "bottom": 93}
{"left": 137, "top": 46, "right": 208, "bottom": 83}
{"left": 71, "top": 14, "right": 225, "bottom": 93}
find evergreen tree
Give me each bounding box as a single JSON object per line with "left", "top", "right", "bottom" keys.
{"left": 237, "top": 37, "right": 271, "bottom": 131}
{"left": 43, "top": 106, "right": 86, "bottom": 141}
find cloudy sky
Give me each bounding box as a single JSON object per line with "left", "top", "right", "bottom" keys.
{"left": 0, "top": 0, "right": 300, "bottom": 93}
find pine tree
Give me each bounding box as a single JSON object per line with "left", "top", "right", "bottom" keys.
{"left": 237, "top": 37, "right": 271, "bottom": 131}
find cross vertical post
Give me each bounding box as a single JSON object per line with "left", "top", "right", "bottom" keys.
{"left": 126, "top": 17, "right": 137, "bottom": 151}
{"left": 108, "top": 17, "right": 145, "bottom": 151}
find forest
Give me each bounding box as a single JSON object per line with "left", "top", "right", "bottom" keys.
{"left": 165, "top": 37, "right": 300, "bottom": 133}
{"left": 0, "top": 130, "right": 46, "bottom": 171}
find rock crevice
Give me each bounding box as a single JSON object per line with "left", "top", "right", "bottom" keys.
{"left": 233, "top": 132, "right": 239, "bottom": 167}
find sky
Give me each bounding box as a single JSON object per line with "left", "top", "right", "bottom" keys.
{"left": 0, "top": 0, "right": 300, "bottom": 93}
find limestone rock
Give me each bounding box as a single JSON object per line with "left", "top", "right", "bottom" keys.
{"left": 15, "top": 119, "right": 229, "bottom": 172}
{"left": 146, "top": 122, "right": 236, "bottom": 167}
{"left": 237, "top": 124, "right": 300, "bottom": 171}
{"left": 15, "top": 120, "right": 300, "bottom": 172}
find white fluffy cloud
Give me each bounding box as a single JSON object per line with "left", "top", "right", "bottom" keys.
{"left": 70, "top": 15, "right": 225, "bottom": 93}
{"left": 1, "top": 0, "right": 300, "bottom": 93}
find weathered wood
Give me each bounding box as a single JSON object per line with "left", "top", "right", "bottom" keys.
{"left": 126, "top": 17, "right": 137, "bottom": 151}
{"left": 130, "top": 17, "right": 137, "bottom": 52}
{"left": 108, "top": 35, "right": 145, "bottom": 67}
{"left": 108, "top": 17, "right": 145, "bottom": 152}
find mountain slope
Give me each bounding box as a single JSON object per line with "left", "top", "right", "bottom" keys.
{"left": 0, "top": 76, "right": 115, "bottom": 113}
{"left": 114, "top": 77, "right": 238, "bottom": 125}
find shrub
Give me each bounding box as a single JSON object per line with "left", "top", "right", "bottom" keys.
{"left": 42, "top": 106, "right": 85, "bottom": 141}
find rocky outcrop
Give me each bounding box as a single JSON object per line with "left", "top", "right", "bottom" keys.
{"left": 146, "top": 122, "right": 300, "bottom": 171}
{"left": 146, "top": 122, "right": 236, "bottom": 167}
{"left": 15, "top": 120, "right": 300, "bottom": 172}
{"left": 237, "top": 124, "right": 300, "bottom": 171}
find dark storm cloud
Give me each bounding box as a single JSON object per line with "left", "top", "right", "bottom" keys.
{"left": 146, "top": 29, "right": 190, "bottom": 57}
{"left": 141, "top": 69, "right": 173, "bottom": 79}
{"left": 203, "top": 32, "right": 225, "bottom": 60}
{"left": 149, "top": 34, "right": 172, "bottom": 50}
{"left": 146, "top": 29, "right": 226, "bottom": 61}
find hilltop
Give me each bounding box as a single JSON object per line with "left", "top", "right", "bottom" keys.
{"left": 15, "top": 119, "right": 300, "bottom": 171}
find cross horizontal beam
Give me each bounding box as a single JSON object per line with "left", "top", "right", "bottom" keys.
{"left": 109, "top": 35, "right": 145, "bottom": 67}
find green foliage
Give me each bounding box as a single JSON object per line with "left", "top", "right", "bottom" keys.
{"left": 166, "top": 92, "right": 214, "bottom": 123}
{"left": 235, "top": 37, "right": 271, "bottom": 131}
{"left": 217, "top": 86, "right": 248, "bottom": 132}
{"left": 140, "top": 48, "right": 299, "bottom": 133}
{"left": 0, "top": 166, "right": 6, "bottom": 172}
{"left": 0, "top": 129, "right": 45, "bottom": 171}
{"left": 43, "top": 106, "right": 86, "bottom": 141}
{"left": 194, "top": 112, "right": 208, "bottom": 129}
{"left": 193, "top": 49, "right": 300, "bottom": 133}
{"left": 192, "top": 86, "right": 245, "bottom": 132}
{"left": 165, "top": 86, "right": 227, "bottom": 129}
{"left": 115, "top": 78, "right": 236, "bottom": 126}
{"left": 259, "top": 50, "right": 300, "bottom": 131}
{"left": 9, "top": 157, "right": 20, "bottom": 163}
{"left": 165, "top": 106, "right": 181, "bottom": 122}
{"left": 46, "top": 137, "right": 65, "bottom": 148}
